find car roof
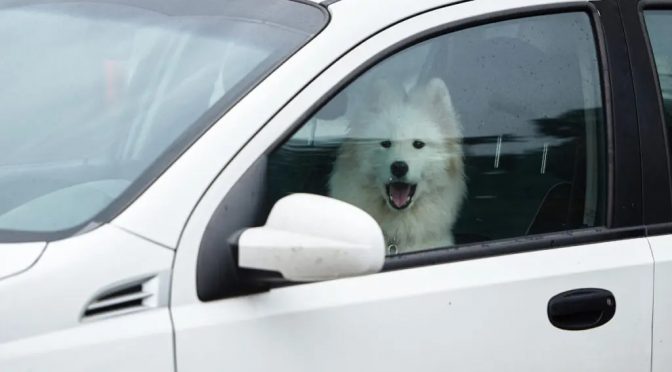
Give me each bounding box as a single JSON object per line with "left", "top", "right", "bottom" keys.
{"left": 309, "top": 0, "right": 591, "bottom": 6}
{"left": 311, "top": 0, "right": 592, "bottom": 33}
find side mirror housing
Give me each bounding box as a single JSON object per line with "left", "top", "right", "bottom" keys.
{"left": 235, "top": 194, "right": 385, "bottom": 283}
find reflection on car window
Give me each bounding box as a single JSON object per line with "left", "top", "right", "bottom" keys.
{"left": 644, "top": 11, "right": 672, "bottom": 151}
{"left": 266, "top": 12, "right": 606, "bottom": 255}
{"left": 0, "top": 0, "right": 325, "bottom": 236}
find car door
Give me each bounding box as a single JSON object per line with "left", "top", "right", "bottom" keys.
{"left": 171, "top": 1, "right": 654, "bottom": 371}
{"left": 635, "top": 3, "right": 672, "bottom": 372}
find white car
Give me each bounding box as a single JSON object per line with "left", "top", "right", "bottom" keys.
{"left": 1, "top": 0, "right": 672, "bottom": 370}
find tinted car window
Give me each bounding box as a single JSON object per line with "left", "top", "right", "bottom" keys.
{"left": 263, "top": 12, "right": 606, "bottom": 255}
{"left": 644, "top": 11, "right": 672, "bottom": 148}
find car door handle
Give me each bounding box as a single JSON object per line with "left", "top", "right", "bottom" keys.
{"left": 547, "top": 288, "right": 616, "bottom": 331}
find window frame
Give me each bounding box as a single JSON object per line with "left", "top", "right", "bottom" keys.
{"left": 195, "top": 1, "right": 643, "bottom": 300}
{"left": 635, "top": 1, "right": 672, "bottom": 227}
{"left": 385, "top": 2, "right": 644, "bottom": 270}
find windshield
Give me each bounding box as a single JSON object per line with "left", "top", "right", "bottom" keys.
{"left": 0, "top": 0, "right": 326, "bottom": 241}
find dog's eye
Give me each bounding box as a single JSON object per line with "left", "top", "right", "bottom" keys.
{"left": 413, "top": 140, "right": 425, "bottom": 149}
{"left": 380, "top": 140, "right": 392, "bottom": 148}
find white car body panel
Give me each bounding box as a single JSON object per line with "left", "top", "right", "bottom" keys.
{"left": 0, "top": 309, "right": 173, "bottom": 372}
{"left": 174, "top": 239, "right": 653, "bottom": 372}
{"left": 0, "top": 242, "right": 45, "bottom": 280}
{"left": 0, "top": 225, "right": 174, "bottom": 371}
{"left": 649, "top": 235, "right": 672, "bottom": 372}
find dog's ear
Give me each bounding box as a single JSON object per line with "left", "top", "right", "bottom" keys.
{"left": 424, "top": 78, "right": 452, "bottom": 110}
{"left": 416, "top": 78, "right": 461, "bottom": 135}
{"left": 367, "top": 78, "right": 405, "bottom": 113}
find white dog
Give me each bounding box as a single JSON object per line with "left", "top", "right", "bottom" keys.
{"left": 328, "top": 77, "right": 465, "bottom": 254}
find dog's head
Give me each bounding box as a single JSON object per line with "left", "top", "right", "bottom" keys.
{"left": 348, "top": 78, "right": 463, "bottom": 211}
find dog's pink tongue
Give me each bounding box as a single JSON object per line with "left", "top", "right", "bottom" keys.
{"left": 390, "top": 183, "right": 411, "bottom": 208}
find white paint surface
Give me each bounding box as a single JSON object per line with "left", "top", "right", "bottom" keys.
{"left": 0, "top": 242, "right": 45, "bottom": 280}
{"left": 0, "top": 225, "right": 174, "bottom": 371}
{"left": 174, "top": 238, "right": 653, "bottom": 372}
{"left": 649, "top": 235, "right": 672, "bottom": 372}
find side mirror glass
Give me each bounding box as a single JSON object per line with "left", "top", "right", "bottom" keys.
{"left": 235, "top": 194, "right": 385, "bottom": 283}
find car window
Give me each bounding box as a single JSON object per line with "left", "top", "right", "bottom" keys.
{"left": 0, "top": 0, "right": 325, "bottom": 239}
{"left": 644, "top": 10, "right": 672, "bottom": 149}
{"left": 262, "top": 12, "right": 606, "bottom": 255}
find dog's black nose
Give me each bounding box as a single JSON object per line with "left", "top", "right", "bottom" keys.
{"left": 391, "top": 161, "right": 409, "bottom": 178}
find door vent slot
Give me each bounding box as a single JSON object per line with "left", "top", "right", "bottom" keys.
{"left": 82, "top": 275, "right": 163, "bottom": 321}
{"left": 97, "top": 283, "right": 144, "bottom": 301}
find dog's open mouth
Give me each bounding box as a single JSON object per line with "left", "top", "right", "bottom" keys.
{"left": 386, "top": 182, "right": 417, "bottom": 210}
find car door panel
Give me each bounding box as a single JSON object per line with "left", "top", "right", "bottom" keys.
{"left": 174, "top": 238, "right": 652, "bottom": 371}
{"left": 172, "top": 1, "right": 653, "bottom": 371}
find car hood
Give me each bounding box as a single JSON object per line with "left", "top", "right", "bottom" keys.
{"left": 0, "top": 242, "right": 46, "bottom": 281}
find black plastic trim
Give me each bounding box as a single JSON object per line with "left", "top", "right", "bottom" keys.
{"left": 634, "top": 0, "right": 672, "bottom": 225}
{"left": 639, "top": 0, "right": 672, "bottom": 9}
{"left": 616, "top": 0, "right": 672, "bottom": 225}
{"left": 384, "top": 227, "right": 645, "bottom": 271}
{"left": 83, "top": 298, "right": 144, "bottom": 317}
{"left": 589, "top": 0, "right": 643, "bottom": 228}
{"left": 645, "top": 222, "right": 672, "bottom": 236}
{"left": 548, "top": 288, "right": 616, "bottom": 331}
{"left": 197, "top": 158, "right": 270, "bottom": 301}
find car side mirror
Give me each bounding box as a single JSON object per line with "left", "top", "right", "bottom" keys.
{"left": 232, "top": 193, "right": 385, "bottom": 283}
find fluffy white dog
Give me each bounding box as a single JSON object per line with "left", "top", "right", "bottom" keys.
{"left": 329, "top": 78, "right": 465, "bottom": 254}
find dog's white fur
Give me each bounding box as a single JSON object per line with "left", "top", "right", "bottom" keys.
{"left": 328, "top": 78, "right": 465, "bottom": 253}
